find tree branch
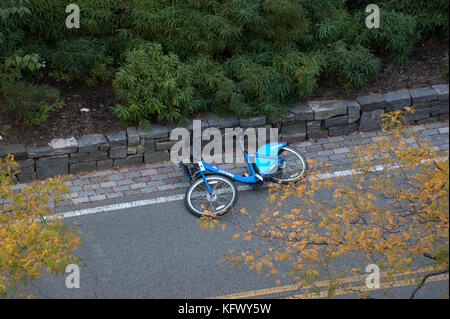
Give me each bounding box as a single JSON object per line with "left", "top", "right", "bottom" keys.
{"left": 409, "top": 269, "right": 449, "bottom": 299}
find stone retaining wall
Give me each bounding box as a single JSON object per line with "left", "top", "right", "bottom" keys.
{"left": 1, "top": 84, "right": 448, "bottom": 182}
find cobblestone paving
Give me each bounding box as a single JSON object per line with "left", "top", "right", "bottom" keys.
{"left": 6, "top": 121, "right": 449, "bottom": 208}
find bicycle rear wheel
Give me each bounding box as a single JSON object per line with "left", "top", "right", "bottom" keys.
{"left": 270, "top": 146, "right": 308, "bottom": 184}
{"left": 185, "top": 175, "right": 238, "bottom": 217}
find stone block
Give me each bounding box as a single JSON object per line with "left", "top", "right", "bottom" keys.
{"left": 77, "top": 134, "right": 108, "bottom": 153}
{"left": 431, "top": 101, "right": 449, "bottom": 116}
{"left": 205, "top": 113, "right": 240, "bottom": 129}
{"left": 109, "top": 146, "right": 127, "bottom": 159}
{"left": 309, "top": 100, "right": 347, "bottom": 120}
{"left": 144, "top": 151, "right": 170, "bottom": 163}
{"left": 406, "top": 107, "right": 430, "bottom": 121}
{"left": 280, "top": 111, "right": 296, "bottom": 123}
{"left": 126, "top": 127, "right": 140, "bottom": 146}
{"left": 356, "top": 94, "right": 385, "bottom": 112}
{"left": 412, "top": 101, "right": 432, "bottom": 109}
{"left": 138, "top": 125, "right": 169, "bottom": 139}
{"left": 324, "top": 115, "right": 349, "bottom": 128}
{"left": 106, "top": 131, "right": 127, "bottom": 146}
{"left": 359, "top": 109, "right": 385, "bottom": 132}
{"left": 155, "top": 140, "right": 177, "bottom": 151}
{"left": 306, "top": 121, "right": 328, "bottom": 139}
{"left": 239, "top": 116, "right": 267, "bottom": 127}
{"left": 78, "top": 151, "right": 108, "bottom": 163}
{"left": 27, "top": 145, "right": 54, "bottom": 158}
{"left": 384, "top": 89, "right": 411, "bottom": 112}
{"left": 16, "top": 159, "right": 34, "bottom": 174}
{"left": 432, "top": 84, "right": 449, "bottom": 101}
{"left": 36, "top": 155, "right": 68, "bottom": 178}
{"left": 280, "top": 121, "right": 306, "bottom": 142}
{"left": 127, "top": 146, "right": 138, "bottom": 155}
{"left": 97, "top": 159, "right": 113, "bottom": 170}
{"left": 70, "top": 162, "right": 96, "bottom": 175}
{"left": 127, "top": 154, "right": 144, "bottom": 165}
{"left": 47, "top": 137, "right": 78, "bottom": 155}
{"left": 409, "top": 87, "right": 438, "bottom": 104}
{"left": 17, "top": 171, "right": 36, "bottom": 182}
{"left": 113, "top": 158, "right": 128, "bottom": 168}
{"left": 345, "top": 101, "right": 361, "bottom": 124}
{"left": 329, "top": 123, "right": 358, "bottom": 136}
{"left": 290, "top": 104, "right": 314, "bottom": 121}
{"left": 416, "top": 117, "right": 438, "bottom": 125}
{"left": 0, "top": 143, "right": 27, "bottom": 160}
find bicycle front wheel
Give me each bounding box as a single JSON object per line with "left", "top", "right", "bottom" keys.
{"left": 270, "top": 146, "right": 308, "bottom": 184}
{"left": 185, "top": 175, "right": 238, "bottom": 217}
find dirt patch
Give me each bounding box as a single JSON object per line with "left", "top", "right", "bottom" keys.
{"left": 0, "top": 37, "right": 448, "bottom": 147}
{"left": 0, "top": 83, "right": 121, "bottom": 146}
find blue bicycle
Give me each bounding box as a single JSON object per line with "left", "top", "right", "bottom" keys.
{"left": 179, "top": 131, "right": 308, "bottom": 217}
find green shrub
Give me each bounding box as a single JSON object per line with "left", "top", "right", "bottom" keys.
{"left": 443, "top": 54, "right": 449, "bottom": 81}
{"left": 386, "top": 0, "right": 449, "bottom": 37}
{"left": 0, "top": 0, "right": 31, "bottom": 57}
{"left": 187, "top": 55, "right": 248, "bottom": 117}
{"left": 324, "top": 42, "right": 381, "bottom": 90}
{"left": 224, "top": 54, "right": 293, "bottom": 118}
{"left": 112, "top": 42, "right": 195, "bottom": 127}
{"left": 354, "top": 9, "right": 419, "bottom": 65}
{"left": 27, "top": 0, "right": 131, "bottom": 40}
{"left": 346, "top": 0, "right": 448, "bottom": 37}
{"left": 1, "top": 80, "right": 64, "bottom": 126}
{"left": 1, "top": 0, "right": 447, "bottom": 124}
{"left": 186, "top": 47, "right": 323, "bottom": 120}
{"left": 49, "top": 38, "right": 113, "bottom": 85}
{"left": 26, "top": 0, "right": 69, "bottom": 41}
{"left": 0, "top": 53, "right": 46, "bottom": 94}
{"left": 272, "top": 47, "right": 323, "bottom": 99}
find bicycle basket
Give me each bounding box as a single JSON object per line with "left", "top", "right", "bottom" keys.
{"left": 178, "top": 162, "right": 200, "bottom": 181}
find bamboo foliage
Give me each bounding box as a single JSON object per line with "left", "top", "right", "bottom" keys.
{"left": 0, "top": 0, "right": 447, "bottom": 125}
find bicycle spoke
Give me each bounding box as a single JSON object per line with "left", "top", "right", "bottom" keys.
{"left": 272, "top": 147, "right": 306, "bottom": 182}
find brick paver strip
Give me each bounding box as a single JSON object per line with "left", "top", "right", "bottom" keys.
{"left": 6, "top": 121, "right": 449, "bottom": 208}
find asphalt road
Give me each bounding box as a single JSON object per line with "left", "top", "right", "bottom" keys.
{"left": 20, "top": 174, "right": 449, "bottom": 299}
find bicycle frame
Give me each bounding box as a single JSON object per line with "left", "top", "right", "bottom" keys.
{"left": 195, "top": 142, "right": 287, "bottom": 195}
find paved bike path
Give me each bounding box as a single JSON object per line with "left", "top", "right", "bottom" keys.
{"left": 6, "top": 121, "right": 449, "bottom": 210}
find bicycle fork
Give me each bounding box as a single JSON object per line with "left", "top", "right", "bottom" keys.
{"left": 199, "top": 170, "right": 213, "bottom": 195}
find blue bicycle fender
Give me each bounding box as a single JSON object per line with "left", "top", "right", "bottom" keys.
{"left": 255, "top": 142, "right": 287, "bottom": 175}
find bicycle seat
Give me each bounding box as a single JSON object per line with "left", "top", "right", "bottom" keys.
{"left": 254, "top": 142, "right": 285, "bottom": 175}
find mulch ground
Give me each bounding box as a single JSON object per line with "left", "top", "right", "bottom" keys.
{"left": 0, "top": 37, "right": 448, "bottom": 147}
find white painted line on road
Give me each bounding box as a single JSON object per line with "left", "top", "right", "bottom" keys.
{"left": 56, "top": 171, "right": 331, "bottom": 220}
{"left": 59, "top": 193, "right": 185, "bottom": 219}
{"left": 54, "top": 156, "right": 448, "bottom": 220}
